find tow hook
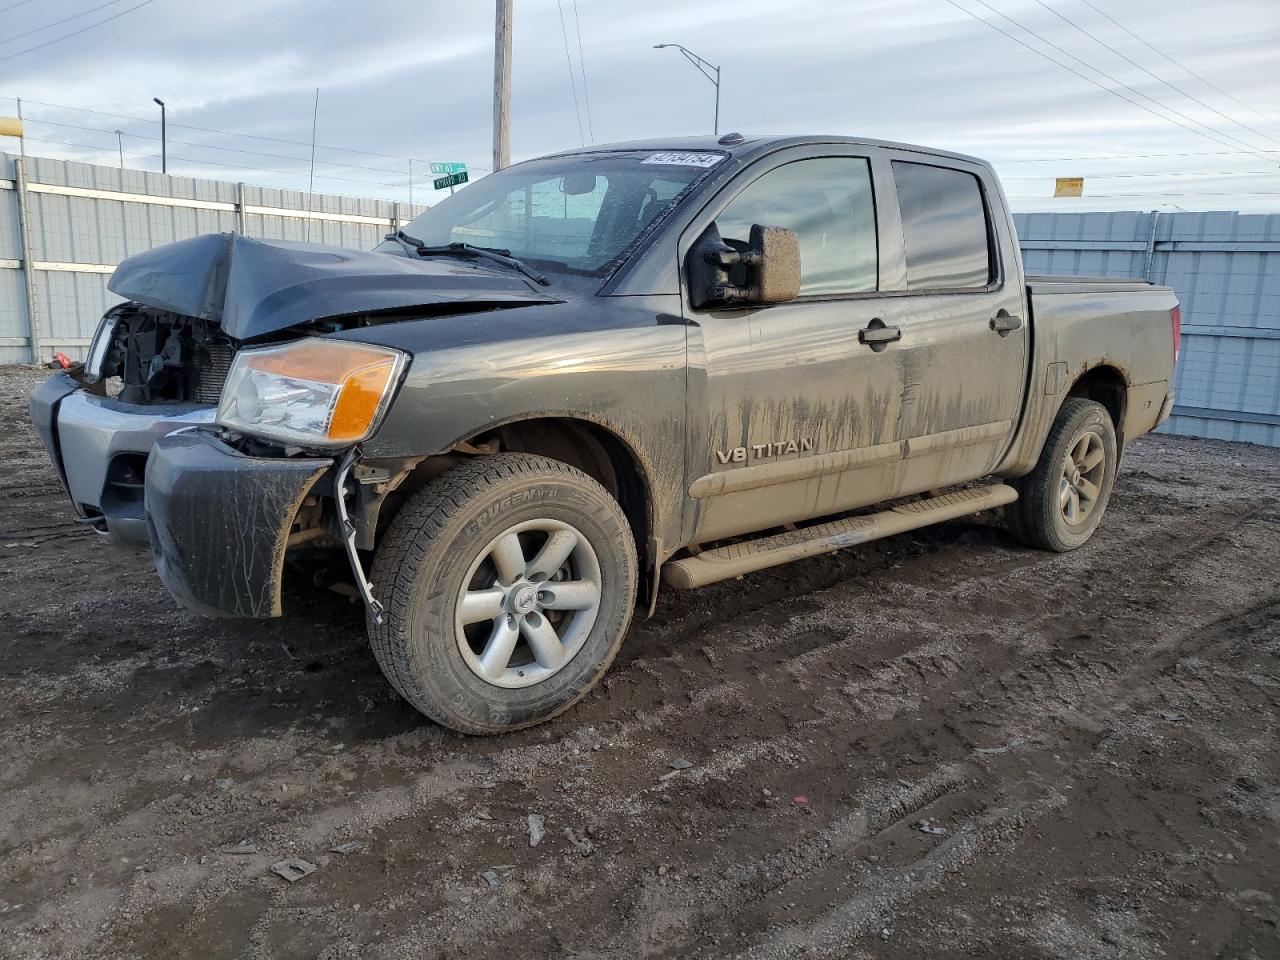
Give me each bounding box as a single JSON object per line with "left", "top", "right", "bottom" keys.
{"left": 334, "top": 446, "right": 385, "bottom": 625}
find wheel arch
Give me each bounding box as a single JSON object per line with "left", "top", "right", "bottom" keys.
{"left": 481, "top": 416, "right": 654, "bottom": 552}
{"left": 1064, "top": 364, "right": 1129, "bottom": 448}
{"left": 384, "top": 414, "right": 659, "bottom": 610}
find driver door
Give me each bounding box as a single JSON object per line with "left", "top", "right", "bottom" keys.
{"left": 681, "top": 149, "right": 911, "bottom": 543}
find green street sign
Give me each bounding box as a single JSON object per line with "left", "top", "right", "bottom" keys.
{"left": 429, "top": 162, "right": 467, "bottom": 175}
{"left": 433, "top": 171, "right": 469, "bottom": 190}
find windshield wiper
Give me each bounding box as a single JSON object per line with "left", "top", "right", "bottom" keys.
{"left": 384, "top": 232, "right": 550, "bottom": 286}
{"left": 418, "top": 242, "right": 550, "bottom": 286}
{"left": 385, "top": 228, "right": 425, "bottom": 257}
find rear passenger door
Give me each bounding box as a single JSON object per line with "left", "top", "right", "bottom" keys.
{"left": 874, "top": 154, "right": 1028, "bottom": 497}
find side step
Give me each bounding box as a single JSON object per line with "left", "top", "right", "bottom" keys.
{"left": 662, "top": 484, "right": 1019, "bottom": 590}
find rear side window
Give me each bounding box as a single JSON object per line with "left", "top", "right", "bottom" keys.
{"left": 892, "top": 161, "right": 992, "bottom": 290}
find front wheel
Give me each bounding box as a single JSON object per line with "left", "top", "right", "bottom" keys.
{"left": 367, "top": 454, "right": 637, "bottom": 734}
{"left": 1007, "top": 397, "right": 1118, "bottom": 552}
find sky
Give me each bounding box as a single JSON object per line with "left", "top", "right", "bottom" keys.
{"left": 1, "top": 0, "right": 1278, "bottom": 213}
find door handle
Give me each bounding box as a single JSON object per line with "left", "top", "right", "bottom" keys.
{"left": 859, "top": 319, "right": 902, "bottom": 351}
{"left": 990, "top": 312, "right": 1023, "bottom": 334}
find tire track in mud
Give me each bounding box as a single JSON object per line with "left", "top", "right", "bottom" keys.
{"left": 26, "top": 498, "right": 1273, "bottom": 958}
{"left": 275, "top": 529, "right": 1274, "bottom": 957}
{"left": 532, "top": 592, "right": 1280, "bottom": 960}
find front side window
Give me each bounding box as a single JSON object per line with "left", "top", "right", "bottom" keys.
{"left": 389, "top": 151, "right": 719, "bottom": 275}
{"left": 892, "top": 161, "right": 992, "bottom": 290}
{"left": 713, "top": 157, "right": 877, "bottom": 296}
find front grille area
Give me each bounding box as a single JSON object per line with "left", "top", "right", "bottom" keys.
{"left": 195, "top": 342, "right": 236, "bottom": 404}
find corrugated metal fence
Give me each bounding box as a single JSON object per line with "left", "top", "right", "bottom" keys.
{"left": 0, "top": 152, "right": 425, "bottom": 364}
{"left": 1015, "top": 211, "right": 1280, "bottom": 447}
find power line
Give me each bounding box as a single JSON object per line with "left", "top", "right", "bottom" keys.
{"left": 961, "top": 0, "right": 1276, "bottom": 163}
{"left": 1075, "top": 0, "right": 1280, "bottom": 131}
{"left": 5, "top": 95, "right": 489, "bottom": 171}
{"left": 0, "top": 0, "right": 38, "bottom": 13}
{"left": 943, "top": 0, "right": 1279, "bottom": 164}
{"left": 24, "top": 117, "right": 417, "bottom": 177}
{"left": 0, "top": 0, "right": 161, "bottom": 64}
{"left": 571, "top": 0, "right": 595, "bottom": 144}
{"left": 1027, "top": 0, "right": 1280, "bottom": 152}
{"left": 0, "top": 0, "right": 134, "bottom": 47}
{"left": 554, "top": 0, "right": 585, "bottom": 146}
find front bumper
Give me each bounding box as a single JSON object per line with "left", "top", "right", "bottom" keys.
{"left": 29, "top": 372, "right": 215, "bottom": 542}
{"left": 146, "top": 430, "right": 333, "bottom": 618}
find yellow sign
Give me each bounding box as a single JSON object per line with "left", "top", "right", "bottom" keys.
{"left": 0, "top": 116, "right": 24, "bottom": 138}
{"left": 1054, "top": 177, "right": 1084, "bottom": 198}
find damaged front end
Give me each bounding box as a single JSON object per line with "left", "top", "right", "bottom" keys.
{"left": 145, "top": 430, "right": 334, "bottom": 618}
{"left": 144, "top": 333, "right": 414, "bottom": 620}
{"left": 145, "top": 430, "right": 426, "bottom": 620}
{"left": 31, "top": 229, "right": 555, "bottom": 567}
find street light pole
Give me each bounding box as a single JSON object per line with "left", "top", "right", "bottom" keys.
{"left": 654, "top": 43, "right": 720, "bottom": 135}
{"left": 152, "top": 97, "right": 166, "bottom": 174}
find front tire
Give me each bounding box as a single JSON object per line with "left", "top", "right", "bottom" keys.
{"left": 368, "top": 454, "right": 637, "bottom": 734}
{"left": 1008, "top": 397, "right": 1118, "bottom": 552}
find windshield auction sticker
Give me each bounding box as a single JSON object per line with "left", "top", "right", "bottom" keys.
{"left": 642, "top": 152, "right": 724, "bottom": 167}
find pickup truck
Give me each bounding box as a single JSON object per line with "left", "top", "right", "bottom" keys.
{"left": 29, "top": 134, "right": 1179, "bottom": 734}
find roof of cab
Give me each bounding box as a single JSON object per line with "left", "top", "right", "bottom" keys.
{"left": 543, "top": 134, "right": 988, "bottom": 168}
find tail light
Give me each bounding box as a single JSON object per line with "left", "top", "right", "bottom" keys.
{"left": 1171, "top": 305, "right": 1181, "bottom": 363}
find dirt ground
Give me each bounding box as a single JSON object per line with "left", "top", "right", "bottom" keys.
{"left": 1, "top": 364, "right": 1278, "bottom": 960}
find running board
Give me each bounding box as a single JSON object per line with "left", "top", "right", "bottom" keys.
{"left": 662, "top": 484, "right": 1019, "bottom": 590}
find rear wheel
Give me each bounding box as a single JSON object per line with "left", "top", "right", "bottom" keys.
{"left": 1008, "top": 397, "right": 1118, "bottom": 552}
{"left": 368, "top": 454, "right": 637, "bottom": 734}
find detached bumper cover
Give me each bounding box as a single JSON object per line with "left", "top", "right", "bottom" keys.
{"left": 146, "top": 430, "right": 332, "bottom": 618}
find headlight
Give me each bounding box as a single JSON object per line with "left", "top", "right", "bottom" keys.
{"left": 217, "top": 339, "right": 408, "bottom": 448}
{"left": 84, "top": 314, "right": 119, "bottom": 381}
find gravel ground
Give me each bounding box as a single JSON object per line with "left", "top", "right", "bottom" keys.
{"left": 1, "top": 364, "right": 1278, "bottom": 960}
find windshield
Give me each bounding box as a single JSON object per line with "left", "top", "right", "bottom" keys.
{"left": 392, "top": 150, "right": 724, "bottom": 275}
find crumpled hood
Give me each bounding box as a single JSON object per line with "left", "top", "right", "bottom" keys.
{"left": 107, "top": 232, "right": 559, "bottom": 340}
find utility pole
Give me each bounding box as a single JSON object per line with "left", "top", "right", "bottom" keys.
{"left": 153, "top": 97, "right": 166, "bottom": 173}
{"left": 493, "top": 0, "right": 513, "bottom": 172}
{"left": 114, "top": 130, "right": 124, "bottom": 169}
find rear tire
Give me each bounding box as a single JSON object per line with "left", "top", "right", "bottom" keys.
{"left": 1008, "top": 397, "right": 1118, "bottom": 552}
{"left": 367, "top": 454, "right": 637, "bottom": 734}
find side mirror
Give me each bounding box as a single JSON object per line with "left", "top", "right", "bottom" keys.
{"left": 688, "top": 223, "right": 801, "bottom": 308}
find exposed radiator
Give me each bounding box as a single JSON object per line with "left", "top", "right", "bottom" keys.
{"left": 195, "top": 342, "right": 236, "bottom": 404}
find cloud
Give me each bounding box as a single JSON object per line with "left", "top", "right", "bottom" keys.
{"left": 0, "top": 0, "right": 1276, "bottom": 211}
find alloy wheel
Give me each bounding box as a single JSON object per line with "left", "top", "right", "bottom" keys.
{"left": 1059, "top": 431, "right": 1106, "bottom": 526}
{"left": 454, "top": 519, "right": 602, "bottom": 688}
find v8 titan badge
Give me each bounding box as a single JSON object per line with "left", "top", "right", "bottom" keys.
{"left": 716, "top": 437, "right": 814, "bottom": 465}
